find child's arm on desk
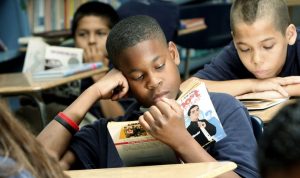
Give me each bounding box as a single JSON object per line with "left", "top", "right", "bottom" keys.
{"left": 139, "top": 98, "right": 240, "bottom": 178}
{"left": 183, "top": 76, "right": 300, "bottom": 98}
{"left": 37, "top": 69, "right": 128, "bottom": 169}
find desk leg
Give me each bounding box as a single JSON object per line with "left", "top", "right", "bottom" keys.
{"left": 184, "top": 48, "right": 191, "bottom": 80}
{"left": 26, "top": 92, "right": 47, "bottom": 128}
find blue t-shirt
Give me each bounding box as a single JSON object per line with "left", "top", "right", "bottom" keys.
{"left": 70, "top": 93, "right": 259, "bottom": 178}
{"left": 194, "top": 27, "right": 300, "bottom": 80}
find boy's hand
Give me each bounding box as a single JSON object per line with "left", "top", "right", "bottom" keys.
{"left": 139, "top": 98, "right": 186, "bottom": 147}
{"left": 253, "top": 76, "right": 300, "bottom": 97}
{"left": 236, "top": 90, "right": 287, "bottom": 100}
{"left": 83, "top": 45, "right": 109, "bottom": 66}
{"left": 93, "top": 69, "right": 129, "bottom": 100}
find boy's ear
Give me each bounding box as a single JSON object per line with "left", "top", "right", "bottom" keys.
{"left": 286, "top": 24, "right": 297, "bottom": 45}
{"left": 168, "top": 41, "right": 180, "bottom": 65}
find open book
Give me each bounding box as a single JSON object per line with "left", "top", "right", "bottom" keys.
{"left": 108, "top": 82, "right": 226, "bottom": 166}
{"left": 239, "top": 98, "right": 288, "bottom": 111}
{"left": 22, "top": 38, "right": 83, "bottom": 73}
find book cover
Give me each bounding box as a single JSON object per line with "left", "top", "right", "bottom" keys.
{"left": 32, "top": 62, "right": 102, "bottom": 80}
{"left": 108, "top": 81, "right": 226, "bottom": 166}
{"left": 177, "top": 81, "right": 226, "bottom": 147}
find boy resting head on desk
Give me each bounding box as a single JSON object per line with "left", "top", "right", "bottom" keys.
{"left": 37, "top": 15, "right": 258, "bottom": 178}
{"left": 184, "top": 0, "right": 300, "bottom": 100}
{"left": 257, "top": 100, "right": 300, "bottom": 178}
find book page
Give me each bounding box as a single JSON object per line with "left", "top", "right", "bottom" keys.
{"left": 108, "top": 121, "right": 178, "bottom": 166}
{"left": 22, "top": 38, "right": 48, "bottom": 73}
{"left": 45, "top": 46, "right": 83, "bottom": 69}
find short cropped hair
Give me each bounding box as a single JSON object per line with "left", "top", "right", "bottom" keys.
{"left": 106, "top": 15, "right": 167, "bottom": 68}
{"left": 71, "top": 1, "right": 119, "bottom": 37}
{"left": 230, "top": 0, "right": 290, "bottom": 35}
{"left": 257, "top": 101, "right": 300, "bottom": 177}
{"left": 188, "top": 105, "right": 198, "bottom": 116}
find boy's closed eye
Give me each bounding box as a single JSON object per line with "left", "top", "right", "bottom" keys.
{"left": 96, "top": 30, "right": 109, "bottom": 37}
{"left": 239, "top": 47, "right": 250, "bottom": 53}
{"left": 155, "top": 63, "right": 165, "bottom": 70}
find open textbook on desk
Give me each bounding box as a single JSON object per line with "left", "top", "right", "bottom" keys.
{"left": 108, "top": 82, "right": 226, "bottom": 166}
{"left": 22, "top": 38, "right": 83, "bottom": 73}
{"left": 239, "top": 98, "right": 289, "bottom": 111}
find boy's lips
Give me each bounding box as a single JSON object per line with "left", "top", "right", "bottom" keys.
{"left": 153, "top": 91, "right": 169, "bottom": 103}
{"left": 254, "top": 70, "right": 268, "bottom": 77}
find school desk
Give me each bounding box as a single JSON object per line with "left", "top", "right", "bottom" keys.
{"left": 287, "top": 0, "right": 300, "bottom": 6}
{"left": 249, "top": 99, "right": 296, "bottom": 123}
{"left": 65, "top": 161, "right": 237, "bottom": 178}
{"left": 0, "top": 67, "right": 108, "bottom": 127}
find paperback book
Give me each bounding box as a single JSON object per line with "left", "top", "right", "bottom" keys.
{"left": 108, "top": 81, "right": 226, "bottom": 166}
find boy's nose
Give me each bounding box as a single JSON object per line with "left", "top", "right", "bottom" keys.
{"left": 147, "top": 78, "right": 162, "bottom": 89}
{"left": 252, "top": 51, "right": 262, "bottom": 65}
{"left": 88, "top": 34, "right": 96, "bottom": 45}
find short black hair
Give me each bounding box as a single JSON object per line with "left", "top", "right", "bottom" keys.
{"left": 188, "top": 105, "right": 198, "bottom": 116}
{"left": 230, "top": 0, "right": 290, "bottom": 35}
{"left": 71, "top": 1, "right": 119, "bottom": 37}
{"left": 257, "top": 100, "right": 300, "bottom": 177}
{"left": 106, "top": 15, "right": 167, "bottom": 68}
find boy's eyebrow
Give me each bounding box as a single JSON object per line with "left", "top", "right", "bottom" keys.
{"left": 128, "top": 56, "right": 160, "bottom": 74}
{"left": 236, "top": 37, "right": 275, "bottom": 45}
{"left": 260, "top": 37, "right": 275, "bottom": 42}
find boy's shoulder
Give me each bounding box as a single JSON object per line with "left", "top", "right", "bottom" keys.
{"left": 208, "top": 92, "right": 249, "bottom": 122}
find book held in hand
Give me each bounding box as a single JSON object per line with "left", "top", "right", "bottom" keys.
{"left": 108, "top": 81, "right": 226, "bottom": 166}
{"left": 177, "top": 81, "right": 226, "bottom": 147}
{"left": 32, "top": 62, "right": 102, "bottom": 80}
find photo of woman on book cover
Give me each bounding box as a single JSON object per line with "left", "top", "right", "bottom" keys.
{"left": 186, "top": 105, "right": 216, "bottom": 148}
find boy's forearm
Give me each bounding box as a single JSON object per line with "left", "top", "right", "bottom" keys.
{"left": 285, "top": 83, "right": 300, "bottom": 97}
{"left": 37, "top": 85, "right": 101, "bottom": 160}
{"left": 184, "top": 77, "right": 254, "bottom": 96}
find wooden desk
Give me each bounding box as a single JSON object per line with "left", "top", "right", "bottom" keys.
{"left": 65, "top": 161, "right": 237, "bottom": 178}
{"left": 249, "top": 99, "right": 296, "bottom": 123}
{"left": 287, "top": 0, "right": 300, "bottom": 6}
{"left": 0, "top": 67, "right": 108, "bottom": 127}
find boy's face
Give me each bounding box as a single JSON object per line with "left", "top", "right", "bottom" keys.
{"left": 75, "top": 15, "right": 110, "bottom": 60}
{"left": 117, "top": 39, "right": 181, "bottom": 107}
{"left": 232, "top": 18, "right": 295, "bottom": 79}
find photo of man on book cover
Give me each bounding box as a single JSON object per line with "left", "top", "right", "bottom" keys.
{"left": 186, "top": 105, "right": 216, "bottom": 148}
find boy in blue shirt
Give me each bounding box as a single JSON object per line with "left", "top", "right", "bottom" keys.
{"left": 185, "top": 0, "right": 300, "bottom": 99}
{"left": 38, "top": 15, "right": 258, "bottom": 178}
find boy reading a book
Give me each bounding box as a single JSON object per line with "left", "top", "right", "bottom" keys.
{"left": 257, "top": 101, "right": 300, "bottom": 178}
{"left": 37, "top": 15, "right": 258, "bottom": 178}
{"left": 184, "top": 0, "right": 300, "bottom": 100}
